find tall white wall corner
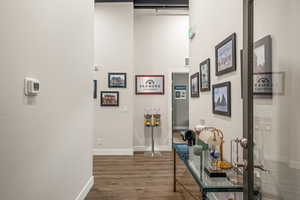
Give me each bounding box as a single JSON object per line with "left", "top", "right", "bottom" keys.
{"left": 75, "top": 176, "right": 94, "bottom": 200}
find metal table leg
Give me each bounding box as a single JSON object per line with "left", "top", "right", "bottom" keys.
{"left": 202, "top": 191, "right": 207, "bottom": 200}
{"left": 151, "top": 126, "right": 154, "bottom": 157}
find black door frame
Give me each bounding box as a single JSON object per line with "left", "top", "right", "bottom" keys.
{"left": 243, "top": 0, "right": 254, "bottom": 199}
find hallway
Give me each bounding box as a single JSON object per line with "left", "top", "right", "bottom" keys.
{"left": 85, "top": 152, "right": 201, "bottom": 200}
{"left": 1, "top": 0, "right": 300, "bottom": 199}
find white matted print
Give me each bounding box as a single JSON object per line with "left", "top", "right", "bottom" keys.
{"left": 135, "top": 75, "right": 164, "bottom": 95}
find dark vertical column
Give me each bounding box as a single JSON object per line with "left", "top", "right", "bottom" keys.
{"left": 173, "top": 147, "right": 177, "bottom": 192}
{"left": 243, "top": 0, "right": 254, "bottom": 199}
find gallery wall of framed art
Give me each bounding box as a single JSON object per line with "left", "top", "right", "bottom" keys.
{"left": 95, "top": 72, "right": 127, "bottom": 107}
{"left": 253, "top": 35, "right": 273, "bottom": 96}
{"left": 188, "top": 32, "right": 239, "bottom": 118}
{"left": 240, "top": 35, "right": 284, "bottom": 97}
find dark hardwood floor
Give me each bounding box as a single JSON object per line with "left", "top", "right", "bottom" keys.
{"left": 85, "top": 152, "right": 201, "bottom": 200}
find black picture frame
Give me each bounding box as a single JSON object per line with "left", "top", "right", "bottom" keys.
{"left": 200, "top": 58, "right": 211, "bottom": 92}
{"left": 215, "top": 33, "right": 237, "bottom": 76}
{"left": 253, "top": 35, "right": 272, "bottom": 96}
{"left": 190, "top": 72, "right": 200, "bottom": 97}
{"left": 108, "top": 73, "right": 127, "bottom": 88}
{"left": 93, "top": 80, "right": 97, "bottom": 99}
{"left": 100, "top": 91, "right": 119, "bottom": 107}
{"left": 254, "top": 35, "right": 272, "bottom": 73}
{"left": 212, "top": 82, "right": 231, "bottom": 117}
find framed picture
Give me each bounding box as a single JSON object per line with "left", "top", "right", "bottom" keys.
{"left": 215, "top": 33, "right": 237, "bottom": 76}
{"left": 212, "top": 82, "right": 231, "bottom": 116}
{"left": 254, "top": 35, "right": 272, "bottom": 73}
{"left": 253, "top": 72, "right": 285, "bottom": 96}
{"left": 200, "top": 58, "right": 211, "bottom": 91}
{"left": 253, "top": 73, "right": 272, "bottom": 95}
{"left": 100, "top": 91, "right": 119, "bottom": 106}
{"left": 135, "top": 75, "right": 164, "bottom": 95}
{"left": 190, "top": 72, "right": 199, "bottom": 97}
{"left": 253, "top": 35, "right": 272, "bottom": 96}
{"left": 108, "top": 73, "right": 127, "bottom": 88}
{"left": 93, "top": 80, "right": 97, "bottom": 99}
{"left": 174, "top": 85, "right": 187, "bottom": 100}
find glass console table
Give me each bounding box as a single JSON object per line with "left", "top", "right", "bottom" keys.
{"left": 173, "top": 143, "right": 243, "bottom": 200}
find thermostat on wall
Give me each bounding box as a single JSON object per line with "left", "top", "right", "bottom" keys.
{"left": 24, "top": 77, "right": 40, "bottom": 96}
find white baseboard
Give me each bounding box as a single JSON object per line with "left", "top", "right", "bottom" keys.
{"left": 93, "top": 148, "right": 134, "bottom": 156}
{"left": 289, "top": 160, "right": 300, "bottom": 169}
{"left": 134, "top": 145, "right": 172, "bottom": 152}
{"left": 75, "top": 176, "right": 94, "bottom": 200}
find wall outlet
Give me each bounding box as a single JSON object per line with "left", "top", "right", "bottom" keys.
{"left": 24, "top": 77, "right": 40, "bottom": 96}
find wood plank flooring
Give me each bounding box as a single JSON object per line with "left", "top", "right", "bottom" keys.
{"left": 85, "top": 152, "right": 201, "bottom": 200}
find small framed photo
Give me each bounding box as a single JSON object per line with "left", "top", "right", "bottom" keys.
{"left": 212, "top": 82, "right": 231, "bottom": 116}
{"left": 253, "top": 73, "right": 272, "bottom": 95}
{"left": 135, "top": 75, "right": 164, "bottom": 95}
{"left": 174, "top": 85, "right": 187, "bottom": 100}
{"left": 215, "top": 33, "right": 237, "bottom": 76}
{"left": 93, "top": 80, "right": 97, "bottom": 99}
{"left": 190, "top": 72, "right": 200, "bottom": 97}
{"left": 100, "top": 91, "right": 119, "bottom": 107}
{"left": 253, "top": 72, "right": 285, "bottom": 96}
{"left": 254, "top": 35, "right": 272, "bottom": 73}
{"left": 200, "top": 58, "right": 211, "bottom": 92}
{"left": 108, "top": 73, "right": 127, "bottom": 88}
{"left": 253, "top": 35, "right": 272, "bottom": 97}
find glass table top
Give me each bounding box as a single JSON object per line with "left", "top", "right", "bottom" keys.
{"left": 174, "top": 143, "right": 243, "bottom": 192}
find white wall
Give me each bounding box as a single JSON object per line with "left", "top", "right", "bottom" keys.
{"left": 94, "top": 3, "right": 134, "bottom": 155}
{"left": 253, "top": 0, "right": 300, "bottom": 167}
{"left": 287, "top": 0, "right": 300, "bottom": 169}
{"left": 93, "top": 6, "right": 189, "bottom": 153}
{"left": 189, "top": 0, "right": 243, "bottom": 159}
{"left": 0, "top": 0, "right": 94, "bottom": 200}
{"left": 252, "top": 1, "right": 300, "bottom": 198}
{"left": 134, "top": 11, "right": 189, "bottom": 150}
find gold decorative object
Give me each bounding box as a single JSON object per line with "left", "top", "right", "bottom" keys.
{"left": 195, "top": 127, "right": 232, "bottom": 170}
{"left": 195, "top": 127, "right": 224, "bottom": 160}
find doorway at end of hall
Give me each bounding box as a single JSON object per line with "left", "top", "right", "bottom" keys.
{"left": 171, "top": 72, "right": 189, "bottom": 144}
